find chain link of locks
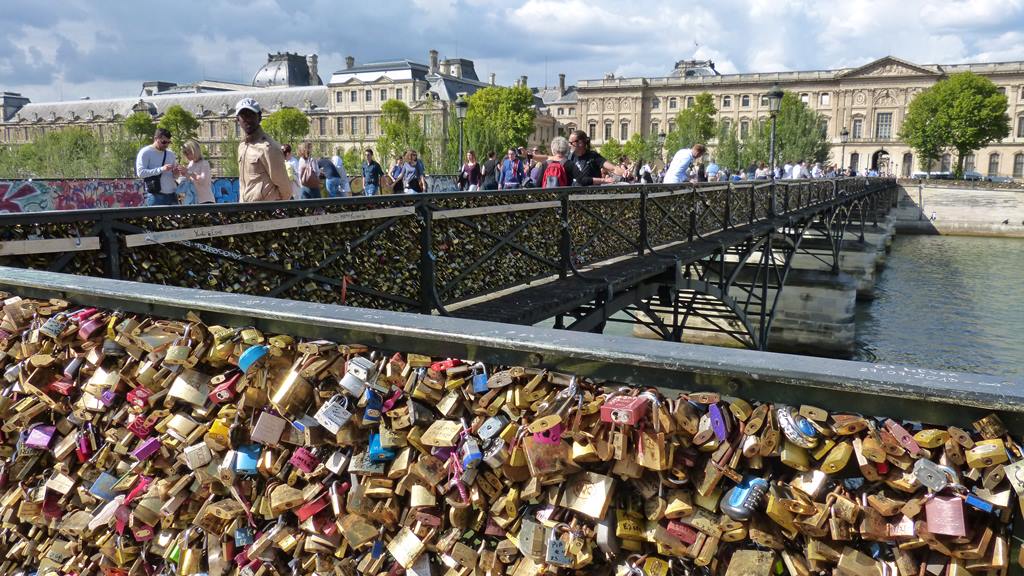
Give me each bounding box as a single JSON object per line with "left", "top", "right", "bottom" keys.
{"left": 0, "top": 291, "right": 1020, "bottom": 576}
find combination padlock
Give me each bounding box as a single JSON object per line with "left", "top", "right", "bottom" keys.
{"left": 721, "top": 476, "right": 769, "bottom": 521}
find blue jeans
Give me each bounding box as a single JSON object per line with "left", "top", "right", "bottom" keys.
{"left": 300, "top": 186, "right": 320, "bottom": 199}
{"left": 364, "top": 183, "right": 379, "bottom": 196}
{"left": 146, "top": 193, "right": 178, "bottom": 206}
{"left": 326, "top": 177, "right": 347, "bottom": 198}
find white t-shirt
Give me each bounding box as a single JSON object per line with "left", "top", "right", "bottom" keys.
{"left": 663, "top": 148, "right": 696, "bottom": 184}
{"left": 135, "top": 144, "right": 177, "bottom": 194}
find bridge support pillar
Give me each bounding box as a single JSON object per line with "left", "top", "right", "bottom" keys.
{"left": 789, "top": 238, "right": 881, "bottom": 300}
{"left": 764, "top": 269, "right": 859, "bottom": 358}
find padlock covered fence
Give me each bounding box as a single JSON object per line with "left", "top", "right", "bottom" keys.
{"left": 1, "top": 267, "right": 1024, "bottom": 575}
{"left": 0, "top": 179, "right": 893, "bottom": 316}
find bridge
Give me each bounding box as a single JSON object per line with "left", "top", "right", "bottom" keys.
{"left": 0, "top": 178, "right": 894, "bottom": 352}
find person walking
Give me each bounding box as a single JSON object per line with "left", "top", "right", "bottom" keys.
{"left": 181, "top": 139, "right": 214, "bottom": 204}
{"left": 235, "top": 98, "right": 292, "bottom": 202}
{"left": 329, "top": 147, "right": 352, "bottom": 197}
{"left": 481, "top": 151, "right": 499, "bottom": 190}
{"left": 498, "top": 149, "right": 525, "bottom": 190}
{"left": 296, "top": 141, "right": 320, "bottom": 199}
{"left": 282, "top": 144, "right": 301, "bottom": 199}
{"left": 136, "top": 127, "right": 180, "bottom": 206}
{"left": 400, "top": 149, "right": 426, "bottom": 193}
{"left": 662, "top": 143, "right": 706, "bottom": 185}
{"left": 361, "top": 149, "right": 384, "bottom": 196}
{"left": 458, "top": 151, "right": 482, "bottom": 191}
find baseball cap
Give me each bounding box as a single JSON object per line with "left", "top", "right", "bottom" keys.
{"left": 235, "top": 98, "right": 262, "bottom": 116}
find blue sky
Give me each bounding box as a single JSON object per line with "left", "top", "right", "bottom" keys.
{"left": 2, "top": 0, "right": 1023, "bottom": 103}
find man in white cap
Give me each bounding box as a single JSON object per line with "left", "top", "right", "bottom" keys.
{"left": 235, "top": 97, "right": 292, "bottom": 202}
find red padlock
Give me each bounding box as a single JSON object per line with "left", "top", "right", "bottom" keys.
{"left": 600, "top": 395, "right": 650, "bottom": 426}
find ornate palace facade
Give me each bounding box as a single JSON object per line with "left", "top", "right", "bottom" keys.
{"left": 568, "top": 56, "right": 1024, "bottom": 177}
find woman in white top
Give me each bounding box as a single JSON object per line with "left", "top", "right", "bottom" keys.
{"left": 182, "top": 140, "right": 214, "bottom": 204}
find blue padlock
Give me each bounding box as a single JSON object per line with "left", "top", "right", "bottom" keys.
{"left": 234, "top": 526, "right": 254, "bottom": 546}
{"left": 368, "top": 432, "right": 396, "bottom": 462}
{"left": 88, "top": 472, "right": 119, "bottom": 501}
{"left": 363, "top": 389, "right": 383, "bottom": 424}
{"left": 965, "top": 492, "right": 995, "bottom": 514}
{"left": 461, "top": 437, "right": 483, "bottom": 469}
{"left": 471, "top": 363, "right": 489, "bottom": 395}
{"left": 233, "top": 444, "right": 261, "bottom": 475}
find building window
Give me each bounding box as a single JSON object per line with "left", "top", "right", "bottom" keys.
{"left": 819, "top": 93, "right": 830, "bottom": 106}
{"left": 964, "top": 153, "right": 975, "bottom": 172}
{"left": 1017, "top": 116, "right": 1024, "bottom": 137}
{"left": 396, "top": 88, "right": 403, "bottom": 101}
{"left": 1014, "top": 153, "right": 1024, "bottom": 178}
{"left": 365, "top": 90, "right": 372, "bottom": 102}
{"left": 760, "top": 95, "right": 768, "bottom": 107}
{"left": 651, "top": 97, "right": 660, "bottom": 110}
{"left": 998, "top": 87, "right": 1006, "bottom": 96}
{"left": 686, "top": 96, "right": 695, "bottom": 108}
{"left": 902, "top": 153, "right": 913, "bottom": 177}
{"left": 875, "top": 112, "right": 893, "bottom": 139}
{"left": 852, "top": 118, "right": 863, "bottom": 139}
{"left": 800, "top": 93, "right": 809, "bottom": 104}
{"left": 351, "top": 117, "right": 358, "bottom": 134}
{"left": 604, "top": 122, "right": 612, "bottom": 141}
{"left": 366, "top": 116, "right": 373, "bottom": 134}
{"left": 620, "top": 122, "right": 629, "bottom": 141}
{"left": 740, "top": 120, "right": 749, "bottom": 139}
{"left": 380, "top": 89, "right": 387, "bottom": 101}
{"left": 818, "top": 118, "right": 829, "bottom": 137}
{"left": 940, "top": 153, "right": 951, "bottom": 172}
{"left": 336, "top": 117, "right": 344, "bottom": 135}
{"left": 651, "top": 121, "right": 659, "bottom": 136}
{"left": 569, "top": 107, "right": 575, "bottom": 115}
{"left": 988, "top": 153, "right": 1000, "bottom": 176}
{"left": 741, "top": 95, "right": 751, "bottom": 108}
{"left": 235, "top": 123, "right": 241, "bottom": 137}
{"left": 588, "top": 122, "right": 596, "bottom": 140}
{"left": 850, "top": 153, "right": 859, "bottom": 172}
{"left": 669, "top": 97, "right": 677, "bottom": 109}
{"left": 722, "top": 96, "right": 732, "bottom": 109}
{"left": 721, "top": 118, "right": 732, "bottom": 132}
{"left": 668, "top": 121, "right": 676, "bottom": 132}
{"left": 318, "top": 117, "right": 326, "bottom": 135}
{"left": 208, "top": 123, "right": 215, "bottom": 138}
{"left": 557, "top": 107, "right": 564, "bottom": 115}
{"left": 335, "top": 92, "right": 342, "bottom": 104}
{"left": 350, "top": 90, "right": 357, "bottom": 103}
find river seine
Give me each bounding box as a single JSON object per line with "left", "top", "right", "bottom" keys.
{"left": 854, "top": 235, "right": 1024, "bottom": 378}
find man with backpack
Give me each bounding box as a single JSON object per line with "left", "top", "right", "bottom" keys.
{"left": 481, "top": 151, "right": 499, "bottom": 190}
{"left": 540, "top": 137, "right": 570, "bottom": 188}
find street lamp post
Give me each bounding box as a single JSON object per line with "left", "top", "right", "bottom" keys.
{"left": 455, "top": 94, "right": 468, "bottom": 171}
{"left": 839, "top": 126, "right": 849, "bottom": 175}
{"left": 767, "top": 83, "right": 783, "bottom": 181}
{"left": 657, "top": 131, "right": 666, "bottom": 162}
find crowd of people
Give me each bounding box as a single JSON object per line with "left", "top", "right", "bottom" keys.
{"left": 135, "top": 96, "right": 872, "bottom": 206}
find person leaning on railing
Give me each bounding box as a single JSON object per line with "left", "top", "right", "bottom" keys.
{"left": 564, "top": 130, "right": 628, "bottom": 186}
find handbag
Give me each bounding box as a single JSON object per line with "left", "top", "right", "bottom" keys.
{"left": 143, "top": 150, "right": 167, "bottom": 194}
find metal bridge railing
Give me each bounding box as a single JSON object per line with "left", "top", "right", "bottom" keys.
{"left": 0, "top": 179, "right": 894, "bottom": 316}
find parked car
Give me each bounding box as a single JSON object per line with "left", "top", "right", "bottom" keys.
{"left": 910, "top": 171, "right": 952, "bottom": 180}
{"left": 963, "top": 170, "right": 984, "bottom": 181}
{"left": 988, "top": 175, "right": 1014, "bottom": 183}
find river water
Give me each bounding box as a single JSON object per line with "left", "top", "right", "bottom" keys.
{"left": 854, "top": 235, "right": 1024, "bottom": 378}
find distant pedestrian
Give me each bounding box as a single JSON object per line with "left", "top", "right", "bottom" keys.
{"left": 565, "top": 130, "right": 629, "bottom": 186}
{"left": 481, "top": 151, "right": 499, "bottom": 190}
{"left": 361, "top": 149, "right": 384, "bottom": 196}
{"left": 235, "top": 98, "right": 292, "bottom": 202}
{"left": 458, "top": 151, "right": 482, "bottom": 191}
{"left": 319, "top": 150, "right": 347, "bottom": 198}
{"left": 400, "top": 149, "right": 426, "bottom": 193}
{"left": 282, "top": 144, "right": 301, "bottom": 199}
{"left": 136, "top": 127, "right": 180, "bottom": 206}
{"left": 540, "top": 136, "right": 570, "bottom": 188}
{"left": 181, "top": 139, "right": 214, "bottom": 204}
{"left": 499, "top": 149, "right": 525, "bottom": 190}
{"left": 663, "top": 143, "right": 706, "bottom": 184}
{"left": 329, "top": 147, "right": 352, "bottom": 197}
{"left": 296, "top": 141, "right": 320, "bottom": 199}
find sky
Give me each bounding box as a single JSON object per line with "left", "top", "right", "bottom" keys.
{"left": 2, "top": 0, "right": 1024, "bottom": 103}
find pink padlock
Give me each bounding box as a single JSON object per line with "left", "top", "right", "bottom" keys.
{"left": 533, "top": 423, "right": 564, "bottom": 445}
{"left": 24, "top": 424, "right": 56, "bottom": 450}
{"left": 289, "top": 447, "right": 319, "bottom": 473}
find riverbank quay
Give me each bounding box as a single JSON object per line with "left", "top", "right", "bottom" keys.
{"left": 895, "top": 179, "right": 1024, "bottom": 238}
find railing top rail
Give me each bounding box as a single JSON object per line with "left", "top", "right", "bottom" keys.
{"left": 0, "top": 178, "right": 888, "bottom": 224}
{"left": 0, "top": 264, "right": 1015, "bottom": 430}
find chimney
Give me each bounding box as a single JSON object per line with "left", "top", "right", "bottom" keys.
{"left": 558, "top": 73, "right": 565, "bottom": 95}
{"left": 440, "top": 61, "right": 450, "bottom": 76}
{"left": 345, "top": 56, "right": 355, "bottom": 69}
{"left": 489, "top": 73, "right": 496, "bottom": 86}
{"left": 306, "top": 54, "right": 319, "bottom": 84}
{"left": 520, "top": 75, "right": 528, "bottom": 88}
{"left": 429, "top": 49, "right": 439, "bottom": 74}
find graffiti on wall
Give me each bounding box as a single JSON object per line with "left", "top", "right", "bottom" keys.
{"left": 0, "top": 179, "right": 145, "bottom": 213}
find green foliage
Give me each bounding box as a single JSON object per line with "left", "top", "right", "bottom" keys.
{"left": 377, "top": 99, "right": 427, "bottom": 169}
{"left": 342, "top": 147, "right": 361, "bottom": 175}
{"left": 156, "top": 105, "right": 199, "bottom": 159}
{"left": 465, "top": 85, "right": 536, "bottom": 156}
{"left": 261, "top": 108, "right": 310, "bottom": 148}
{"left": 739, "top": 120, "right": 770, "bottom": 169}
{"left": 99, "top": 127, "right": 139, "bottom": 178}
{"left": 599, "top": 137, "right": 624, "bottom": 162}
{"left": 901, "top": 72, "right": 1009, "bottom": 177}
{"left": 124, "top": 112, "right": 156, "bottom": 145}
{"left": 665, "top": 92, "right": 717, "bottom": 157}
{"left": 622, "top": 133, "right": 659, "bottom": 164}
{"left": 219, "top": 134, "right": 240, "bottom": 178}
{"left": 715, "top": 123, "right": 742, "bottom": 171}
{"left": 773, "top": 92, "right": 829, "bottom": 165}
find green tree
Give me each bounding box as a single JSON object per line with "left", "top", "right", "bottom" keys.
{"left": 123, "top": 112, "right": 156, "bottom": 145}
{"left": 100, "top": 127, "right": 139, "bottom": 178}
{"left": 902, "top": 72, "right": 1009, "bottom": 177}
{"left": 464, "top": 85, "right": 536, "bottom": 155}
{"left": 773, "top": 92, "right": 829, "bottom": 165}
{"left": 20, "top": 127, "right": 102, "bottom": 178}
{"left": 377, "top": 99, "right": 427, "bottom": 169}
{"left": 665, "top": 92, "right": 717, "bottom": 156}
{"left": 739, "top": 120, "right": 770, "bottom": 169}
{"left": 342, "top": 147, "right": 361, "bottom": 175}
{"left": 261, "top": 108, "right": 310, "bottom": 148}
{"left": 715, "top": 124, "right": 742, "bottom": 171}
{"left": 600, "top": 137, "right": 624, "bottom": 162}
{"left": 219, "top": 134, "right": 240, "bottom": 177}
{"left": 622, "top": 133, "right": 659, "bottom": 164}
{"left": 157, "top": 105, "right": 199, "bottom": 158}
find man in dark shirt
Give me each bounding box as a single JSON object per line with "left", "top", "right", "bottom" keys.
{"left": 481, "top": 151, "right": 499, "bottom": 190}
{"left": 565, "top": 130, "right": 628, "bottom": 186}
{"left": 361, "top": 149, "right": 384, "bottom": 196}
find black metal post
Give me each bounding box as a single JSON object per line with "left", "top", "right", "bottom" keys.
{"left": 638, "top": 190, "right": 648, "bottom": 257}
{"left": 559, "top": 192, "right": 571, "bottom": 279}
{"left": 457, "top": 118, "right": 465, "bottom": 172}
{"left": 417, "top": 200, "right": 435, "bottom": 314}
{"left": 100, "top": 216, "right": 121, "bottom": 280}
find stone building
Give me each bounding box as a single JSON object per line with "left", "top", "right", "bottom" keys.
{"left": 567, "top": 56, "right": 1024, "bottom": 178}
